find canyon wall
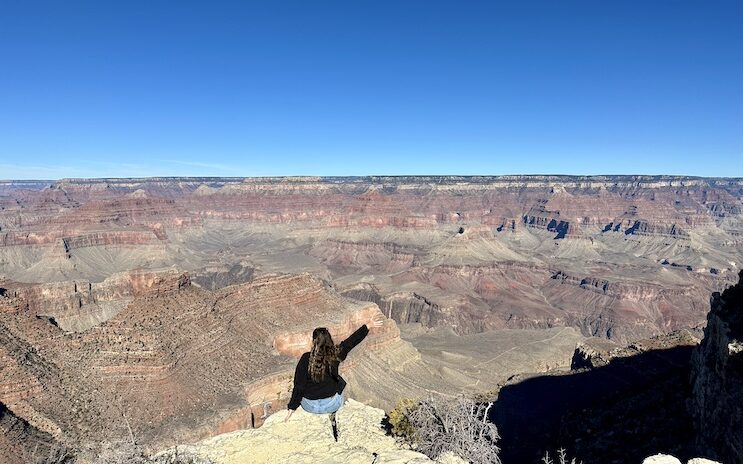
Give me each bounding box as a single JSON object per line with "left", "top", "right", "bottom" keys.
{"left": 1, "top": 175, "right": 740, "bottom": 344}
{"left": 0, "top": 175, "right": 742, "bottom": 461}
{"left": 690, "top": 270, "right": 743, "bottom": 464}
{"left": 0, "top": 270, "right": 190, "bottom": 331}
{"left": 0, "top": 271, "right": 397, "bottom": 459}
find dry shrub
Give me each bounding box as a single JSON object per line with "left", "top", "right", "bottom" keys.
{"left": 407, "top": 395, "right": 501, "bottom": 464}
{"left": 388, "top": 397, "right": 419, "bottom": 440}
{"left": 542, "top": 448, "right": 582, "bottom": 464}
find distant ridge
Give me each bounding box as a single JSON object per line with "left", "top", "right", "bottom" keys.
{"left": 0, "top": 175, "right": 738, "bottom": 188}
{"left": 1, "top": 174, "right": 742, "bottom": 183}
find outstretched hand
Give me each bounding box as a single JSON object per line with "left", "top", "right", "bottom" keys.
{"left": 369, "top": 313, "right": 385, "bottom": 331}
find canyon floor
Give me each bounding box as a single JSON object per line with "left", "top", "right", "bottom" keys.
{"left": 1, "top": 176, "right": 741, "bottom": 462}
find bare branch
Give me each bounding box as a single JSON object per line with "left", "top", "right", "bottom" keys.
{"left": 406, "top": 395, "right": 501, "bottom": 464}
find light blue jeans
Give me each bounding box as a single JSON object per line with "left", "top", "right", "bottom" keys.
{"left": 301, "top": 393, "right": 344, "bottom": 414}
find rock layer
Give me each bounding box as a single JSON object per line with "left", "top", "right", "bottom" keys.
{"left": 1, "top": 175, "right": 741, "bottom": 342}
{"left": 0, "top": 272, "right": 391, "bottom": 459}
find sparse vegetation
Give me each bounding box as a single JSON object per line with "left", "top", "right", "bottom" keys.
{"left": 541, "top": 448, "right": 582, "bottom": 464}
{"left": 402, "top": 395, "right": 501, "bottom": 464}
{"left": 387, "top": 397, "right": 419, "bottom": 440}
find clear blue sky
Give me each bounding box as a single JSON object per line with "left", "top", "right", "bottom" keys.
{"left": 1, "top": 1, "right": 742, "bottom": 179}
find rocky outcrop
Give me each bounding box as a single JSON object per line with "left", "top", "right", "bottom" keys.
{"left": 690, "top": 270, "right": 743, "bottom": 464}
{"left": 0, "top": 270, "right": 191, "bottom": 331}
{"left": 157, "top": 398, "right": 466, "bottom": 464}
{"left": 489, "top": 276, "right": 743, "bottom": 464}
{"left": 392, "top": 262, "right": 715, "bottom": 342}
{"left": 61, "top": 230, "right": 165, "bottom": 255}
{"left": 522, "top": 205, "right": 577, "bottom": 239}
{"left": 190, "top": 263, "right": 256, "bottom": 291}
{"left": 162, "top": 404, "right": 723, "bottom": 464}
{"left": 550, "top": 270, "right": 698, "bottom": 301}
{"left": 310, "top": 239, "right": 419, "bottom": 271}
{"left": 570, "top": 337, "right": 622, "bottom": 369}
{"left": 621, "top": 220, "right": 689, "bottom": 237}
{"left": 341, "top": 283, "right": 447, "bottom": 327}
{"left": 571, "top": 330, "right": 698, "bottom": 369}
{"left": 2, "top": 229, "right": 165, "bottom": 256}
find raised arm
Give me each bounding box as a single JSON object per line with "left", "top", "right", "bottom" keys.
{"left": 338, "top": 314, "right": 386, "bottom": 360}
{"left": 338, "top": 325, "right": 370, "bottom": 361}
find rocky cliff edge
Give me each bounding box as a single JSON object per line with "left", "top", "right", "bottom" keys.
{"left": 156, "top": 398, "right": 465, "bottom": 464}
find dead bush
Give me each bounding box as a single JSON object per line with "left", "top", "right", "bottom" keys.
{"left": 406, "top": 395, "right": 500, "bottom": 464}
{"left": 542, "top": 448, "right": 582, "bottom": 464}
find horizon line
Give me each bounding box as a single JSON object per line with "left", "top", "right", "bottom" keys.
{"left": 2, "top": 174, "right": 743, "bottom": 183}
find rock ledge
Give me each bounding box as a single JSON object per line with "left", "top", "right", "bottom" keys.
{"left": 158, "top": 399, "right": 465, "bottom": 464}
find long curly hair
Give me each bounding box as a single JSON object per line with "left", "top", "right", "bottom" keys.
{"left": 308, "top": 327, "right": 339, "bottom": 382}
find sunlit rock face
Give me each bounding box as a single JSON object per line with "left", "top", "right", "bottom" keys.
{"left": 1, "top": 175, "right": 740, "bottom": 343}
{"left": 1, "top": 266, "right": 577, "bottom": 460}
{"left": 0, "top": 269, "right": 190, "bottom": 331}
{"left": 0, "top": 272, "right": 392, "bottom": 456}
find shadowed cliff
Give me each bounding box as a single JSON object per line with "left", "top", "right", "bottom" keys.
{"left": 691, "top": 270, "right": 743, "bottom": 464}
{"left": 491, "top": 344, "right": 696, "bottom": 464}
{"left": 491, "top": 272, "right": 743, "bottom": 464}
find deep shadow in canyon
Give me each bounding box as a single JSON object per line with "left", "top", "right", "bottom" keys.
{"left": 490, "top": 345, "right": 697, "bottom": 464}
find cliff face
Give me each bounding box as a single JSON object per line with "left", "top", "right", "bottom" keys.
{"left": 488, "top": 275, "right": 743, "bottom": 464}
{"left": 0, "top": 270, "right": 190, "bottom": 331}
{"left": 690, "top": 270, "right": 743, "bottom": 463}
{"left": 1, "top": 175, "right": 741, "bottom": 343}
{"left": 0, "top": 272, "right": 393, "bottom": 458}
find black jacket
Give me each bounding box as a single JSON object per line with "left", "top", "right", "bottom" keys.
{"left": 287, "top": 324, "right": 369, "bottom": 410}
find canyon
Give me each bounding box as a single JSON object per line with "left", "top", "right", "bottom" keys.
{"left": 0, "top": 175, "right": 742, "bottom": 462}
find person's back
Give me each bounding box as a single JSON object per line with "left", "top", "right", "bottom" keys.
{"left": 284, "top": 316, "right": 385, "bottom": 426}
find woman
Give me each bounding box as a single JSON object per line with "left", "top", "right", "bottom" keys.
{"left": 284, "top": 316, "right": 384, "bottom": 425}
